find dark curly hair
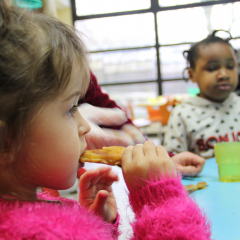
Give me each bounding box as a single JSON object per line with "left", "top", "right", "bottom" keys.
{"left": 182, "top": 30, "right": 235, "bottom": 80}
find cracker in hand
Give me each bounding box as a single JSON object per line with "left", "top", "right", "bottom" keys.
{"left": 80, "top": 146, "right": 125, "bottom": 166}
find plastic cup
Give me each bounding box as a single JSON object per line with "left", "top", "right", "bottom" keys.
{"left": 214, "top": 142, "right": 240, "bottom": 182}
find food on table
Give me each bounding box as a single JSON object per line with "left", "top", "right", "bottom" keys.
{"left": 184, "top": 182, "right": 207, "bottom": 193}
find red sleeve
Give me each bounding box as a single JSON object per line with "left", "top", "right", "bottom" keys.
{"left": 79, "top": 72, "right": 133, "bottom": 129}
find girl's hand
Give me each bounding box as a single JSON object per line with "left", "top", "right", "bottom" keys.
{"left": 122, "top": 141, "right": 176, "bottom": 192}
{"left": 79, "top": 167, "right": 119, "bottom": 223}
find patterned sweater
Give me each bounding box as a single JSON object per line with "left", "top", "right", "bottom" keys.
{"left": 0, "top": 175, "right": 211, "bottom": 239}
{"left": 164, "top": 93, "right": 240, "bottom": 158}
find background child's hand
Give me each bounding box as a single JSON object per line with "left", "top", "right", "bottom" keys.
{"left": 79, "top": 167, "right": 118, "bottom": 223}
{"left": 122, "top": 141, "right": 176, "bottom": 192}
{"left": 171, "top": 151, "right": 205, "bottom": 177}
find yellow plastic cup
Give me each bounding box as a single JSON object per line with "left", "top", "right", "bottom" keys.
{"left": 214, "top": 142, "right": 240, "bottom": 182}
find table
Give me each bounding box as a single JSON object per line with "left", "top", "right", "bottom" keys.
{"left": 84, "top": 159, "right": 240, "bottom": 240}
{"left": 182, "top": 158, "right": 240, "bottom": 240}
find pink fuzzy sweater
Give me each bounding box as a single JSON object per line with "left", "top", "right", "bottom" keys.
{"left": 0, "top": 175, "right": 211, "bottom": 239}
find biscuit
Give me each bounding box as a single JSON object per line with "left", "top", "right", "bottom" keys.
{"left": 80, "top": 146, "right": 125, "bottom": 166}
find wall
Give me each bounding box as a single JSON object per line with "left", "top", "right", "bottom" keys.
{"left": 57, "top": 6, "right": 72, "bottom": 26}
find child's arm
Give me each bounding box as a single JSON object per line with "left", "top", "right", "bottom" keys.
{"left": 122, "top": 141, "right": 211, "bottom": 240}
{"left": 79, "top": 167, "right": 119, "bottom": 223}
{"left": 164, "top": 106, "right": 188, "bottom": 154}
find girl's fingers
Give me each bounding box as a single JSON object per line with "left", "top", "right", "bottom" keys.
{"left": 132, "top": 144, "right": 144, "bottom": 158}
{"left": 79, "top": 169, "right": 96, "bottom": 191}
{"left": 178, "top": 165, "right": 198, "bottom": 177}
{"left": 90, "top": 168, "right": 114, "bottom": 186}
{"left": 90, "top": 190, "right": 108, "bottom": 216}
{"left": 100, "top": 171, "right": 119, "bottom": 186}
{"left": 143, "top": 141, "right": 157, "bottom": 157}
{"left": 121, "top": 146, "right": 134, "bottom": 166}
{"left": 80, "top": 167, "right": 118, "bottom": 194}
{"left": 155, "top": 145, "right": 170, "bottom": 158}
{"left": 80, "top": 167, "right": 111, "bottom": 191}
{"left": 93, "top": 167, "right": 118, "bottom": 185}
{"left": 94, "top": 173, "right": 119, "bottom": 192}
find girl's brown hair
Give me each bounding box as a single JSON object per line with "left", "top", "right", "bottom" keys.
{"left": 0, "top": 1, "right": 90, "bottom": 198}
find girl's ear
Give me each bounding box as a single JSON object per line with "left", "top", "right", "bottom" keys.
{"left": 188, "top": 68, "right": 196, "bottom": 83}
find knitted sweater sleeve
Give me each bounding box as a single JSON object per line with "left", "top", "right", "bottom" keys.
{"left": 128, "top": 174, "right": 211, "bottom": 240}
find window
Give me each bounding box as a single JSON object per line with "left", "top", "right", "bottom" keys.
{"left": 75, "top": 13, "right": 155, "bottom": 51}
{"left": 101, "top": 82, "right": 158, "bottom": 103}
{"left": 71, "top": 0, "right": 240, "bottom": 101}
{"left": 160, "top": 44, "right": 191, "bottom": 79}
{"left": 89, "top": 48, "right": 157, "bottom": 84}
{"left": 159, "top": 0, "right": 219, "bottom": 7}
{"left": 157, "top": 2, "right": 240, "bottom": 45}
{"left": 76, "top": 0, "right": 151, "bottom": 16}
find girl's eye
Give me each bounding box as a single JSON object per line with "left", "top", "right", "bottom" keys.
{"left": 227, "top": 65, "right": 235, "bottom": 70}
{"left": 67, "top": 105, "right": 78, "bottom": 117}
{"left": 206, "top": 64, "right": 219, "bottom": 72}
{"left": 226, "top": 62, "right": 235, "bottom": 70}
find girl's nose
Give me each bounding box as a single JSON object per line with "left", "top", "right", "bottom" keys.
{"left": 217, "top": 67, "right": 229, "bottom": 81}
{"left": 78, "top": 115, "right": 91, "bottom": 136}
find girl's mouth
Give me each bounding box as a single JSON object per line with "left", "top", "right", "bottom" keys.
{"left": 78, "top": 161, "right": 84, "bottom": 169}
{"left": 216, "top": 84, "right": 232, "bottom": 90}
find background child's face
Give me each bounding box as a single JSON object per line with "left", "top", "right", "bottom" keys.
{"left": 188, "top": 42, "right": 238, "bottom": 103}
{"left": 22, "top": 62, "right": 90, "bottom": 190}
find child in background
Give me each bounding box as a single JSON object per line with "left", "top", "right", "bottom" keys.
{"left": 0, "top": 3, "right": 211, "bottom": 239}
{"left": 164, "top": 30, "right": 240, "bottom": 159}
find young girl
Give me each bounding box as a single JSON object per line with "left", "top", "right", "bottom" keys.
{"left": 0, "top": 2, "right": 211, "bottom": 239}
{"left": 164, "top": 30, "right": 240, "bottom": 159}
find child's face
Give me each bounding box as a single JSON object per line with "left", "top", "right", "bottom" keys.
{"left": 23, "top": 61, "right": 91, "bottom": 190}
{"left": 188, "top": 42, "right": 238, "bottom": 103}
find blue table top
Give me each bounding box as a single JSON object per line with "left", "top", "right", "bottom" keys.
{"left": 182, "top": 158, "right": 240, "bottom": 239}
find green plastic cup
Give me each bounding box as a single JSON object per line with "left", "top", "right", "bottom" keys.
{"left": 214, "top": 142, "right": 240, "bottom": 182}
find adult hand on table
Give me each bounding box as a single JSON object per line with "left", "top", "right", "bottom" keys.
{"left": 171, "top": 151, "right": 205, "bottom": 177}
{"left": 78, "top": 103, "right": 146, "bottom": 149}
